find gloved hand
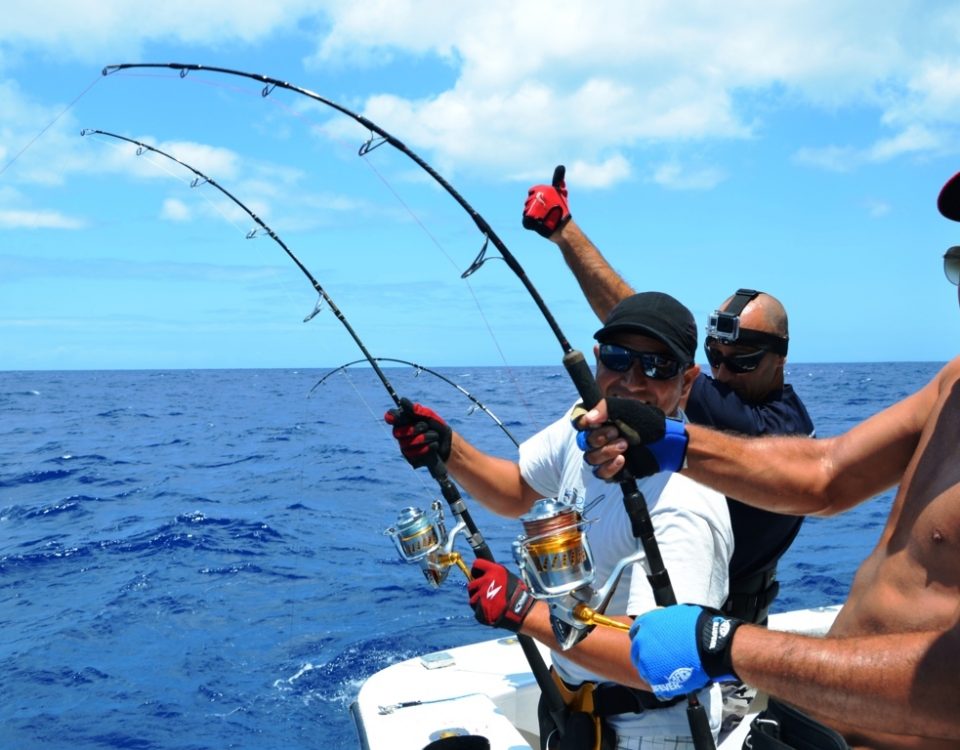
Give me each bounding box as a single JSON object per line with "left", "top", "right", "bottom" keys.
{"left": 467, "top": 558, "right": 535, "bottom": 632}
{"left": 629, "top": 604, "right": 744, "bottom": 699}
{"left": 384, "top": 397, "right": 452, "bottom": 469}
{"left": 573, "top": 397, "right": 688, "bottom": 478}
{"left": 522, "top": 165, "right": 571, "bottom": 238}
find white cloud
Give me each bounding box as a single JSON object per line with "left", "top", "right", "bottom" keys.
{"left": 868, "top": 124, "right": 941, "bottom": 162}
{"left": 5, "top": 1, "right": 960, "bottom": 190}
{"left": 1, "top": 0, "right": 324, "bottom": 62}
{"left": 652, "top": 162, "right": 726, "bottom": 191}
{"left": 864, "top": 199, "right": 892, "bottom": 219}
{"left": 0, "top": 209, "right": 85, "bottom": 229}
{"left": 304, "top": 1, "right": 960, "bottom": 183}
{"left": 793, "top": 145, "right": 860, "bottom": 173}
{"left": 161, "top": 198, "right": 191, "bottom": 222}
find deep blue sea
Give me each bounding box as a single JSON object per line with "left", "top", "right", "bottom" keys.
{"left": 0, "top": 362, "right": 943, "bottom": 749}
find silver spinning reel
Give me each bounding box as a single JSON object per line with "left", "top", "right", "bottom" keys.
{"left": 513, "top": 497, "right": 640, "bottom": 650}
{"left": 385, "top": 502, "right": 469, "bottom": 588}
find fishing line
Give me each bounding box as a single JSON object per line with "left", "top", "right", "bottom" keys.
{"left": 100, "top": 64, "right": 538, "bottom": 428}
{"left": 319, "top": 361, "right": 441, "bottom": 501}
{"left": 0, "top": 75, "right": 102, "bottom": 179}
{"left": 356, "top": 157, "right": 522, "bottom": 391}
{"left": 98, "top": 65, "right": 713, "bottom": 747}
{"left": 82, "top": 131, "right": 314, "bottom": 321}
{"left": 312, "top": 357, "right": 520, "bottom": 449}
{"left": 81, "top": 126, "right": 499, "bottom": 562}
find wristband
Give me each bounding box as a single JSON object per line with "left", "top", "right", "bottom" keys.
{"left": 646, "top": 417, "right": 688, "bottom": 473}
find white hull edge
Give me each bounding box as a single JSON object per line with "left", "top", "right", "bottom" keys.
{"left": 351, "top": 604, "right": 842, "bottom": 750}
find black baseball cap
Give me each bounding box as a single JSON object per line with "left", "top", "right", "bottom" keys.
{"left": 594, "top": 291, "right": 697, "bottom": 364}
{"left": 938, "top": 171, "right": 960, "bottom": 221}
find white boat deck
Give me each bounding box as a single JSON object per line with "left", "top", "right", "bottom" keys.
{"left": 351, "top": 605, "right": 842, "bottom": 750}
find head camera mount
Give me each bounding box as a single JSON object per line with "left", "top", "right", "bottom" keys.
{"left": 706, "top": 288, "right": 788, "bottom": 355}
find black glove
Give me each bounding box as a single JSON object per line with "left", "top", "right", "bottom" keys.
{"left": 467, "top": 558, "right": 535, "bottom": 632}
{"left": 384, "top": 397, "right": 452, "bottom": 469}
{"left": 574, "top": 397, "right": 688, "bottom": 479}
{"left": 522, "top": 165, "right": 571, "bottom": 238}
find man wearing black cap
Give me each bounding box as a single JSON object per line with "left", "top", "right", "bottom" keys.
{"left": 576, "top": 171, "right": 960, "bottom": 749}
{"left": 386, "top": 291, "right": 734, "bottom": 748}
{"left": 522, "top": 175, "right": 814, "bottom": 627}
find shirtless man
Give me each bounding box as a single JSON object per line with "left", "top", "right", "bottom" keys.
{"left": 573, "top": 172, "right": 960, "bottom": 749}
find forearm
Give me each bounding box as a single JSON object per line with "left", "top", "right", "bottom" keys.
{"left": 732, "top": 625, "right": 960, "bottom": 739}
{"left": 520, "top": 602, "right": 646, "bottom": 689}
{"left": 445, "top": 433, "right": 538, "bottom": 517}
{"left": 683, "top": 425, "right": 839, "bottom": 515}
{"left": 684, "top": 415, "right": 912, "bottom": 516}
{"left": 553, "top": 220, "right": 634, "bottom": 322}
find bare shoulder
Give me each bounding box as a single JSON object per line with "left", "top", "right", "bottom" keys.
{"left": 936, "top": 356, "right": 960, "bottom": 389}
{"left": 879, "top": 356, "right": 960, "bottom": 432}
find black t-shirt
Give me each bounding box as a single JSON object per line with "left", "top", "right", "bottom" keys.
{"left": 685, "top": 373, "right": 815, "bottom": 581}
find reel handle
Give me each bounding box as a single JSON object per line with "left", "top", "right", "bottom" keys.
{"left": 572, "top": 603, "right": 630, "bottom": 632}
{"left": 439, "top": 552, "right": 472, "bottom": 581}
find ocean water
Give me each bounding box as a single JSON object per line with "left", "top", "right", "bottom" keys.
{"left": 0, "top": 362, "right": 944, "bottom": 749}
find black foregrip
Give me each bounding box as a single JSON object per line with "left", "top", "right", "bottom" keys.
{"left": 562, "top": 350, "right": 602, "bottom": 409}
{"left": 621, "top": 482, "right": 678, "bottom": 607}
{"left": 686, "top": 700, "right": 717, "bottom": 750}
{"left": 423, "top": 451, "right": 494, "bottom": 561}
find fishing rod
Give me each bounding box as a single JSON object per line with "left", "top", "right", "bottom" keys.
{"left": 311, "top": 357, "right": 519, "bottom": 448}
{"left": 80, "top": 126, "right": 494, "bottom": 558}
{"left": 80, "top": 125, "right": 570, "bottom": 737}
{"left": 98, "top": 65, "right": 715, "bottom": 748}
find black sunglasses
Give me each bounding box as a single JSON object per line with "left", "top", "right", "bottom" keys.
{"left": 598, "top": 343, "right": 683, "bottom": 380}
{"left": 945, "top": 246, "right": 960, "bottom": 286}
{"left": 704, "top": 337, "right": 769, "bottom": 374}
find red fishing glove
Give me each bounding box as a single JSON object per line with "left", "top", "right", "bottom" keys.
{"left": 522, "top": 165, "right": 571, "bottom": 238}
{"left": 384, "top": 397, "right": 452, "bottom": 469}
{"left": 467, "top": 558, "right": 535, "bottom": 632}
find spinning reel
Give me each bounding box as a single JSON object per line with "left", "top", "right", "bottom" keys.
{"left": 513, "top": 498, "right": 637, "bottom": 650}
{"left": 385, "top": 502, "right": 470, "bottom": 587}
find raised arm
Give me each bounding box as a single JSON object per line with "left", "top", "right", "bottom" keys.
{"left": 522, "top": 168, "right": 634, "bottom": 322}
{"left": 550, "top": 220, "right": 635, "bottom": 322}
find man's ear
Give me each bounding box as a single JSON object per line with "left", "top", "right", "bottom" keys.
{"left": 680, "top": 363, "right": 701, "bottom": 408}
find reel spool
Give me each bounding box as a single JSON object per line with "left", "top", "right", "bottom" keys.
{"left": 385, "top": 502, "right": 466, "bottom": 587}
{"left": 514, "top": 498, "right": 639, "bottom": 650}
{"left": 513, "top": 498, "right": 595, "bottom": 598}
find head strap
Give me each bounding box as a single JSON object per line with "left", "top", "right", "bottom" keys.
{"left": 707, "top": 289, "right": 788, "bottom": 355}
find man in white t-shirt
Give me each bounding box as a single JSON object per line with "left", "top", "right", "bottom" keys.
{"left": 386, "top": 291, "right": 733, "bottom": 750}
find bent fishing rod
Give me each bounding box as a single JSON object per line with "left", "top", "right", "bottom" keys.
{"left": 80, "top": 126, "right": 570, "bottom": 736}
{"left": 81, "top": 126, "right": 493, "bottom": 557}
{"left": 97, "top": 67, "right": 673, "bottom": 601}
{"left": 99, "top": 65, "right": 714, "bottom": 747}
{"left": 312, "top": 357, "right": 519, "bottom": 448}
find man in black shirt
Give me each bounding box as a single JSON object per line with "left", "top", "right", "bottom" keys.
{"left": 522, "top": 174, "right": 814, "bottom": 624}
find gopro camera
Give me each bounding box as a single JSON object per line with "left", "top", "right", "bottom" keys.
{"left": 707, "top": 288, "right": 759, "bottom": 344}
{"left": 707, "top": 311, "right": 740, "bottom": 343}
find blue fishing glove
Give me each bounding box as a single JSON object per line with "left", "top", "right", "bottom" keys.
{"left": 574, "top": 397, "right": 688, "bottom": 478}
{"left": 629, "top": 604, "right": 744, "bottom": 699}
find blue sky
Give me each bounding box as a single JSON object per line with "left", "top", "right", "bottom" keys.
{"left": 3, "top": 2, "right": 960, "bottom": 371}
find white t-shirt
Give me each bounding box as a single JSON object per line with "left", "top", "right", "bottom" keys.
{"left": 518, "top": 405, "right": 734, "bottom": 740}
